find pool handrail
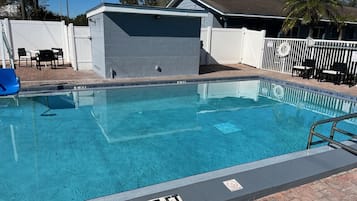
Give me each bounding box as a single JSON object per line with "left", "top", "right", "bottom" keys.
{"left": 306, "top": 112, "right": 357, "bottom": 155}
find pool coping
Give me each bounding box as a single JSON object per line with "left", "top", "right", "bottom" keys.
{"left": 88, "top": 142, "right": 357, "bottom": 201}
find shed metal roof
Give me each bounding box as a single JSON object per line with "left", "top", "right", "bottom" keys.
{"left": 86, "top": 3, "right": 208, "bottom": 18}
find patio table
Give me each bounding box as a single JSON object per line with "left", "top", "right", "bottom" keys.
{"left": 30, "top": 49, "right": 58, "bottom": 56}
{"left": 33, "top": 49, "right": 58, "bottom": 69}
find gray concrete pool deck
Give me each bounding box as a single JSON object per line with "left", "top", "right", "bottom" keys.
{"left": 16, "top": 63, "right": 357, "bottom": 97}
{"left": 14, "top": 63, "right": 357, "bottom": 201}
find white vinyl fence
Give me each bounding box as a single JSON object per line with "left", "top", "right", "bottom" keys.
{"left": 0, "top": 19, "right": 92, "bottom": 71}
{"left": 200, "top": 27, "right": 243, "bottom": 64}
{"left": 200, "top": 27, "right": 266, "bottom": 67}
{"left": 68, "top": 24, "right": 92, "bottom": 70}
{"left": 241, "top": 28, "right": 266, "bottom": 68}
{"left": 1, "top": 19, "right": 69, "bottom": 62}
{"left": 262, "top": 38, "right": 357, "bottom": 75}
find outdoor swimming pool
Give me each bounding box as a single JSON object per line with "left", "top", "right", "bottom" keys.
{"left": 0, "top": 79, "right": 356, "bottom": 201}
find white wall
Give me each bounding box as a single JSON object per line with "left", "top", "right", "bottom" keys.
{"left": 200, "top": 27, "right": 265, "bottom": 67}
{"left": 0, "top": 19, "right": 92, "bottom": 71}
{"left": 6, "top": 20, "right": 69, "bottom": 62}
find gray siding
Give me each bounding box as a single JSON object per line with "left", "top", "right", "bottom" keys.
{"left": 212, "top": 14, "right": 222, "bottom": 28}
{"left": 176, "top": 0, "right": 220, "bottom": 28}
{"left": 102, "top": 13, "right": 201, "bottom": 78}
{"left": 89, "top": 14, "right": 106, "bottom": 77}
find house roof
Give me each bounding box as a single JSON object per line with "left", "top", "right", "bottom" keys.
{"left": 86, "top": 3, "right": 208, "bottom": 18}
{"left": 168, "top": 0, "right": 357, "bottom": 21}
{"left": 197, "top": 0, "right": 285, "bottom": 17}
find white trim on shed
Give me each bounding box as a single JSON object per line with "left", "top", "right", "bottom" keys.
{"left": 87, "top": 5, "right": 208, "bottom": 18}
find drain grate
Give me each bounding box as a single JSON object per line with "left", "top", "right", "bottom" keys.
{"left": 214, "top": 122, "right": 242, "bottom": 134}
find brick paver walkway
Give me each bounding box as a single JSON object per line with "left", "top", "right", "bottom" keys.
{"left": 257, "top": 168, "right": 357, "bottom": 201}
{"left": 15, "top": 64, "right": 100, "bottom": 82}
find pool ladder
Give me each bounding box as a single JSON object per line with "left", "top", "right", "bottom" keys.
{"left": 306, "top": 112, "right": 357, "bottom": 155}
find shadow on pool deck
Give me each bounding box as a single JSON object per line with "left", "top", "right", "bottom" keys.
{"left": 14, "top": 63, "right": 357, "bottom": 201}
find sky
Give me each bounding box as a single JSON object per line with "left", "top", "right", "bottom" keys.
{"left": 46, "top": 0, "right": 119, "bottom": 18}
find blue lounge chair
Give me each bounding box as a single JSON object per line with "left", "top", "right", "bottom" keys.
{"left": 0, "top": 68, "right": 20, "bottom": 96}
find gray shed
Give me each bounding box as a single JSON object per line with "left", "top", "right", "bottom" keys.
{"left": 86, "top": 3, "right": 207, "bottom": 78}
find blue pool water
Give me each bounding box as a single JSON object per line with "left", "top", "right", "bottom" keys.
{"left": 0, "top": 79, "right": 356, "bottom": 201}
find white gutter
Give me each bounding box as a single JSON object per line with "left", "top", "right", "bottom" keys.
{"left": 225, "top": 13, "right": 285, "bottom": 20}
{"left": 86, "top": 5, "right": 208, "bottom": 18}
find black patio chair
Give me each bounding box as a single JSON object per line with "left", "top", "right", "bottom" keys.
{"left": 319, "top": 62, "right": 347, "bottom": 84}
{"left": 346, "top": 72, "right": 357, "bottom": 87}
{"left": 36, "top": 50, "right": 55, "bottom": 70}
{"left": 52, "top": 48, "right": 64, "bottom": 66}
{"left": 292, "top": 59, "right": 316, "bottom": 79}
{"left": 17, "top": 48, "right": 36, "bottom": 67}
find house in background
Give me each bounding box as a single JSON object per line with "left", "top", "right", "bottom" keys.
{"left": 87, "top": 3, "right": 207, "bottom": 78}
{"left": 167, "top": 0, "right": 357, "bottom": 40}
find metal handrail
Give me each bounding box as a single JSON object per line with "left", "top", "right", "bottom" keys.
{"left": 1, "top": 23, "right": 14, "bottom": 69}
{"left": 306, "top": 113, "right": 357, "bottom": 155}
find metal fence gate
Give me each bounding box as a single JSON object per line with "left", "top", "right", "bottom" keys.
{"left": 262, "top": 38, "right": 357, "bottom": 76}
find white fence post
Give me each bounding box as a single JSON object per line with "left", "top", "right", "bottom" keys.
{"left": 61, "top": 20, "right": 70, "bottom": 63}
{"left": 68, "top": 23, "right": 78, "bottom": 71}
{"left": 206, "top": 26, "right": 212, "bottom": 64}
{"left": 240, "top": 27, "right": 247, "bottom": 63}
{"left": 344, "top": 44, "right": 349, "bottom": 63}
{"left": 257, "top": 30, "right": 266, "bottom": 69}
{"left": 306, "top": 37, "right": 315, "bottom": 59}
